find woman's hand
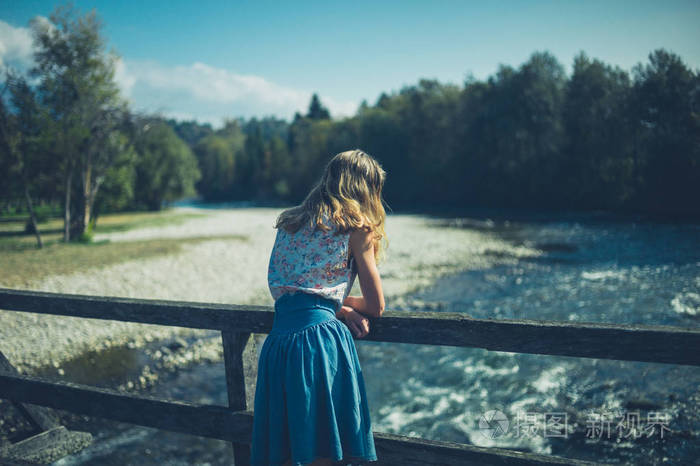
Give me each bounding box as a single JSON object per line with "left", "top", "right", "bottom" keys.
{"left": 341, "top": 306, "right": 370, "bottom": 338}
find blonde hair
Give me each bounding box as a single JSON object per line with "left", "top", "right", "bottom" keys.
{"left": 275, "top": 149, "right": 389, "bottom": 263}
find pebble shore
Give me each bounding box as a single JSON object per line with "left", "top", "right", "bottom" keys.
{"left": 0, "top": 207, "right": 540, "bottom": 373}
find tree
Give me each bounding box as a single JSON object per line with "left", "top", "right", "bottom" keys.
{"left": 132, "top": 118, "right": 201, "bottom": 211}
{"left": 29, "top": 3, "right": 130, "bottom": 240}
{"left": 92, "top": 139, "right": 137, "bottom": 223}
{"left": 562, "top": 52, "right": 633, "bottom": 209}
{"left": 463, "top": 52, "right": 567, "bottom": 207}
{"left": 630, "top": 49, "right": 700, "bottom": 215}
{"left": 193, "top": 134, "right": 237, "bottom": 200}
{"left": 306, "top": 93, "right": 331, "bottom": 120}
{"left": 0, "top": 73, "right": 49, "bottom": 248}
{"left": 267, "top": 135, "right": 291, "bottom": 198}
{"left": 285, "top": 116, "right": 333, "bottom": 201}
{"left": 244, "top": 122, "right": 266, "bottom": 197}
{"left": 167, "top": 118, "right": 214, "bottom": 147}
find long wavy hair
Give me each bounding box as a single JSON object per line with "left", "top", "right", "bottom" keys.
{"left": 275, "top": 149, "right": 389, "bottom": 263}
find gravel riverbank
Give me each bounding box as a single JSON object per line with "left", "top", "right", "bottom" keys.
{"left": 0, "top": 206, "right": 540, "bottom": 374}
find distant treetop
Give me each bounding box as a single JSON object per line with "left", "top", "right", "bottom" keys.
{"left": 306, "top": 93, "right": 331, "bottom": 120}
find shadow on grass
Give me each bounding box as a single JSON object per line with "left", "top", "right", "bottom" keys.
{"left": 0, "top": 228, "right": 64, "bottom": 237}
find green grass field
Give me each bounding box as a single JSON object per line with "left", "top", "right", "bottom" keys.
{"left": 0, "top": 209, "right": 247, "bottom": 288}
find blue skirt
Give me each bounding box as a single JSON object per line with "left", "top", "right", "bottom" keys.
{"left": 250, "top": 292, "right": 377, "bottom": 465}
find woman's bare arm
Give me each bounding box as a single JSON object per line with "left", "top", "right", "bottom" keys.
{"left": 344, "top": 228, "right": 385, "bottom": 318}
{"left": 343, "top": 295, "right": 366, "bottom": 312}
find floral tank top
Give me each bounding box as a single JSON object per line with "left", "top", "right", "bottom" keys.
{"left": 267, "top": 216, "right": 357, "bottom": 311}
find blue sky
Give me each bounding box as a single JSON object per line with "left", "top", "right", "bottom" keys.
{"left": 1, "top": 0, "right": 699, "bottom": 128}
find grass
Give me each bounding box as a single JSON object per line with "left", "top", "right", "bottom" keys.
{"left": 0, "top": 234, "right": 248, "bottom": 288}
{"left": 0, "top": 208, "right": 208, "bottom": 252}
{"left": 0, "top": 208, "right": 247, "bottom": 288}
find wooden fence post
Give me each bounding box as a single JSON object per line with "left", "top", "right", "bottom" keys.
{"left": 222, "top": 331, "right": 258, "bottom": 466}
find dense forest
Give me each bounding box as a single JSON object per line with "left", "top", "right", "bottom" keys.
{"left": 181, "top": 50, "right": 699, "bottom": 220}
{"left": 1, "top": 5, "right": 699, "bottom": 248}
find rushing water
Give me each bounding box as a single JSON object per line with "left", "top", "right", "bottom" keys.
{"left": 362, "top": 212, "right": 700, "bottom": 465}
{"left": 52, "top": 209, "right": 699, "bottom": 465}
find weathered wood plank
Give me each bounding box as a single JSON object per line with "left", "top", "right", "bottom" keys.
{"left": 1, "top": 288, "right": 699, "bottom": 366}
{"left": 0, "top": 373, "right": 253, "bottom": 443}
{"left": 0, "top": 426, "right": 92, "bottom": 465}
{"left": 0, "top": 375, "right": 603, "bottom": 466}
{"left": 368, "top": 312, "right": 700, "bottom": 367}
{"left": 0, "top": 350, "right": 60, "bottom": 432}
{"left": 221, "top": 331, "right": 256, "bottom": 466}
{"left": 372, "top": 431, "right": 606, "bottom": 465}
{"left": 0, "top": 287, "right": 274, "bottom": 332}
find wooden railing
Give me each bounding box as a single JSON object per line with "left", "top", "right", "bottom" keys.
{"left": 1, "top": 287, "right": 699, "bottom": 465}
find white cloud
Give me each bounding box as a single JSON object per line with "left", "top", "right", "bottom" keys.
{"left": 0, "top": 19, "right": 358, "bottom": 128}
{"left": 113, "top": 56, "right": 136, "bottom": 95}
{"left": 118, "top": 59, "right": 359, "bottom": 128}
{"left": 0, "top": 19, "right": 35, "bottom": 72}
{"left": 320, "top": 95, "right": 359, "bottom": 119}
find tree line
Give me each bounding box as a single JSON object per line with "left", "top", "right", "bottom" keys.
{"left": 188, "top": 50, "right": 698, "bottom": 219}
{"left": 2, "top": 5, "right": 698, "bottom": 250}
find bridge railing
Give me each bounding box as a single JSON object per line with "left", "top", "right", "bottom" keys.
{"left": 1, "top": 287, "right": 698, "bottom": 465}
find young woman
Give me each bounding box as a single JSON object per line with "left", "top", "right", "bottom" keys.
{"left": 250, "top": 149, "right": 387, "bottom": 465}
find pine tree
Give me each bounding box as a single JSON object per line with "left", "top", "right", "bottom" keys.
{"left": 306, "top": 93, "right": 331, "bottom": 120}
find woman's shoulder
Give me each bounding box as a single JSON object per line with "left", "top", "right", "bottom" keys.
{"left": 347, "top": 222, "right": 375, "bottom": 237}
{"left": 348, "top": 226, "right": 374, "bottom": 247}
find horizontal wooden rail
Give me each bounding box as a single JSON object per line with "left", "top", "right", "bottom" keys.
{"left": 0, "top": 288, "right": 274, "bottom": 332}
{"left": 0, "top": 373, "right": 251, "bottom": 443}
{"left": 0, "top": 373, "right": 602, "bottom": 465}
{"left": 2, "top": 288, "right": 699, "bottom": 366}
